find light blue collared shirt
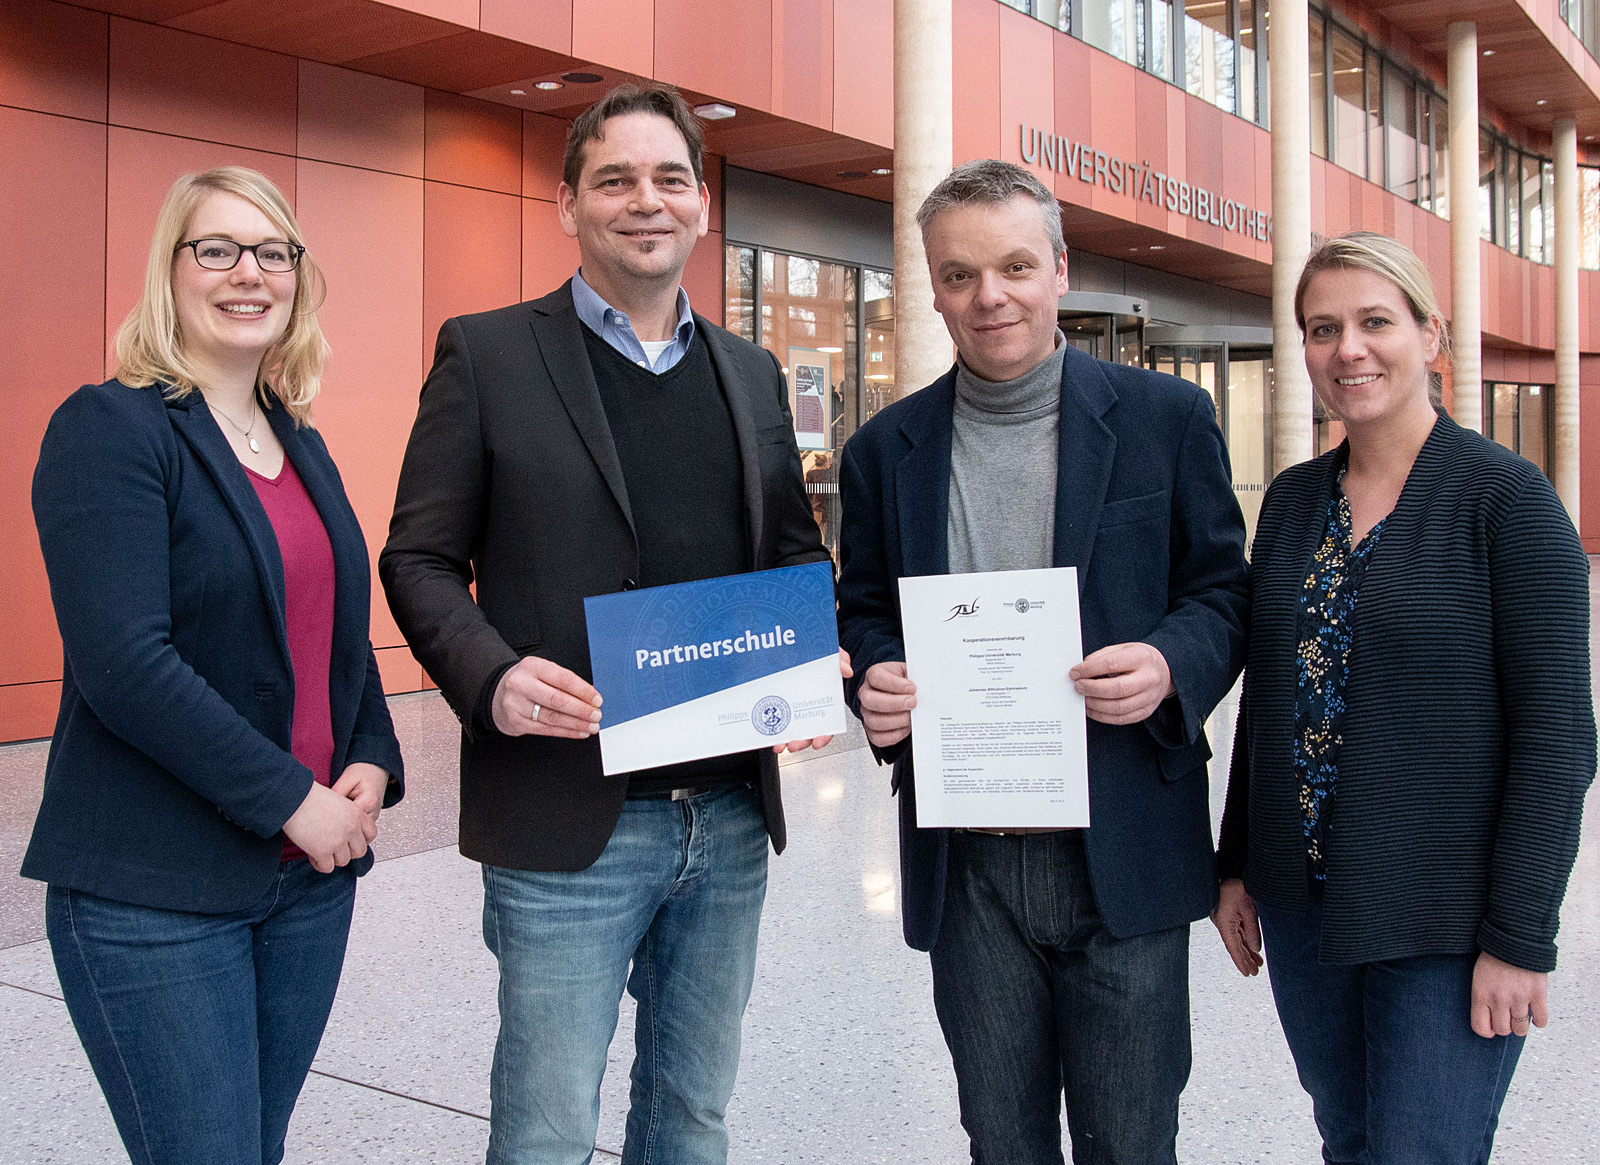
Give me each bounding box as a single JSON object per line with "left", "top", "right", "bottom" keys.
{"left": 571, "top": 269, "right": 697, "bottom": 373}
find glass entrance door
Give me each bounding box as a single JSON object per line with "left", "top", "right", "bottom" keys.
{"left": 1147, "top": 341, "right": 1272, "bottom": 543}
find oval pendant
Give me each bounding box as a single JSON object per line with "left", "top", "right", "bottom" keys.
{"left": 248, "top": 437, "right": 261, "bottom": 453}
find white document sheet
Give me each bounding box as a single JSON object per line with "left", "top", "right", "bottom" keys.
{"left": 898, "top": 567, "right": 1089, "bottom": 829}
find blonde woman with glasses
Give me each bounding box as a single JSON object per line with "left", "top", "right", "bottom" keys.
{"left": 24, "top": 166, "right": 403, "bottom": 1164}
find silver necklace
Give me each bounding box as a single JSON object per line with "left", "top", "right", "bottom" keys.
{"left": 209, "top": 393, "right": 262, "bottom": 454}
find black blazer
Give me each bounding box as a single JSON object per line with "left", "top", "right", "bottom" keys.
{"left": 379, "top": 282, "right": 827, "bottom": 872}
{"left": 1217, "top": 416, "right": 1595, "bottom": 972}
{"left": 24, "top": 381, "right": 404, "bottom": 914}
{"left": 836, "top": 346, "right": 1249, "bottom": 950}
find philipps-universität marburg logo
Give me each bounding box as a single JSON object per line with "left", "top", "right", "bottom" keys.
{"left": 1013, "top": 597, "right": 1031, "bottom": 614}
{"left": 751, "top": 695, "right": 792, "bottom": 736}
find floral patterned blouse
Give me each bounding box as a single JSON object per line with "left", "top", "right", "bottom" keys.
{"left": 1294, "top": 470, "right": 1388, "bottom": 882}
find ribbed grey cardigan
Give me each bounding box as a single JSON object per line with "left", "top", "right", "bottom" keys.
{"left": 1217, "top": 414, "right": 1594, "bottom": 972}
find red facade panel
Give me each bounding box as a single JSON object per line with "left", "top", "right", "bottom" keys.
{"left": 682, "top": 228, "right": 726, "bottom": 327}
{"left": 953, "top": 0, "right": 1002, "bottom": 166}
{"left": 774, "top": 0, "right": 834, "bottom": 131}
{"left": 423, "top": 181, "right": 523, "bottom": 365}
{"left": 522, "top": 197, "right": 582, "bottom": 304}
{"left": 0, "top": 682, "right": 62, "bottom": 744}
{"left": 573, "top": 0, "right": 656, "bottom": 77}
{"left": 481, "top": 0, "right": 575, "bottom": 54}
{"left": 297, "top": 61, "right": 425, "bottom": 179}
{"left": 296, "top": 159, "right": 426, "bottom": 651}
{"left": 424, "top": 90, "right": 523, "bottom": 195}
{"left": 0, "top": 0, "right": 109, "bottom": 123}
{"left": 523, "top": 111, "right": 570, "bottom": 201}
{"left": 0, "top": 107, "right": 107, "bottom": 687}
{"left": 830, "top": 0, "right": 892, "bottom": 149}
{"left": 656, "top": 0, "right": 774, "bottom": 113}
{"left": 109, "top": 18, "right": 297, "bottom": 156}
{"left": 999, "top": 5, "right": 1054, "bottom": 194}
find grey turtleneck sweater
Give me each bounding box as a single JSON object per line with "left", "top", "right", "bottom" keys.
{"left": 947, "top": 334, "right": 1066, "bottom": 575}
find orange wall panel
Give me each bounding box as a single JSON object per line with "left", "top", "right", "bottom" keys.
{"left": 297, "top": 61, "right": 425, "bottom": 179}
{"left": 0, "top": 107, "right": 107, "bottom": 687}
{"left": 656, "top": 0, "right": 773, "bottom": 113}
{"left": 295, "top": 159, "right": 425, "bottom": 651}
{"left": 523, "top": 111, "right": 570, "bottom": 201}
{"left": 105, "top": 128, "right": 298, "bottom": 368}
{"left": 999, "top": 6, "right": 1054, "bottom": 190}
{"left": 775, "top": 0, "right": 833, "bottom": 130}
{"left": 0, "top": 0, "right": 108, "bottom": 123}
{"left": 423, "top": 181, "right": 524, "bottom": 365}
{"left": 424, "top": 90, "right": 522, "bottom": 196}
{"left": 704, "top": 151, "right": 723, "bottom": 233}
{"left": 830, "top": 0, "right": 891, "bottom": 148}
{"left": 374, "top": 0, "right": 479, "bottom": 25}
{"left": 1132, "top": 71, "right": 1170, "bottom": 233}
{"left": 522, "top": 198, "right": 581, "bottom": 307}
{"left": 481, "top": 0, "right": 574, "bottom": 54}
{"left": 573, "top": 0, "right": 655, "bottom": 77}
{"left": 109, "top": 18, "right": 296, "bottom": 156}
{"left": 954, "top": 0, "right": 1001, "bottom": 165}
{"left": 682, "top": 228, "right": 725, "bottom": 327}
{"left": 374, "top": 645, "right": 425, "bottom": 694}
{"left": 0, "top": 682, "right": 62, "bottom": 743}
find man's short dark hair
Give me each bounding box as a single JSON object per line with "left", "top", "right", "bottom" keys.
{"left": 562, "top": 84, "right": 706, "bottom": 192}
{"left": 916, "top": 159, "right": 1066, "bottom": 262}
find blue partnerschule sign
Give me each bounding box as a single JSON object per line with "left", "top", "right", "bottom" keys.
{"left": 583, "top": 561, "right": 845, "bottom": 774}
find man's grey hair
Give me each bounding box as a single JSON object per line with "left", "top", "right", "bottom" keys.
{"left": 915, "top": 159, "right": 1066, "bottom": 262}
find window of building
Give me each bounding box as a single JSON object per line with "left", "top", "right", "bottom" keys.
{"left": 1083, "top": 0, "right": 1143, "bottom": 69}
{"left": 1479, "top": 129, "right": 1498, "bottom": 245}
{"left": 1560, "top": 0, "right": 1600, "bottom": 65}
{"left": 1186, "top": 2, "right": 1237, "bottom": 115}
{"left": 1420, "top": 92, "right": 1446, "bottom": 217}
{"left": 1582, "top": 166, "right": 1600, "bottom": 269}
{"left": 1329, "top": 27, "right": 1367, "bottom": 177}
{"left": 725, "top": 243, "right": 892, "bottom": 556}
{"left": 1384, "top": 64, "right": 1418, "bottom": 203}
{"left": 1308, "top": 14, "right": 1327, "bottom": 156}
{"left": 1485, "top": 382, "right": 1550, "bottom": 474}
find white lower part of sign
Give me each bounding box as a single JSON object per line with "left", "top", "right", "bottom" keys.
{"left": 598, "top": 654, "right": 847, "bottom": 776}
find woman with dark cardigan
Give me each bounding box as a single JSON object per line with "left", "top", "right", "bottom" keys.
{"left": 1212, "top": 232, "right": 1594, "bottom": 1164}
{"left": 24, "top": 167, "right": 404, "bottom": 1164}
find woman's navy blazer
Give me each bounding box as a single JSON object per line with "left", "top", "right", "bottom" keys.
{"left": 23, "top": 379, "right": 404, "bottom": 914}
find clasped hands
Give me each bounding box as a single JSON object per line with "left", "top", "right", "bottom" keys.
{"left": 857, "top": 640, "right": 1175, "bottom": 749}
{"left": 281, "top": 761, "right": 389, "bottom": 874}
{"left": 1210, "top": 879, "right": 1550, "bottom": 1038}
{"left": 491, "top": 649, "right": 855, "bottom": 755}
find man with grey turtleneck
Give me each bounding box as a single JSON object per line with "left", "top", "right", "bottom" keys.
{"left": 836, "top": 160, "right": 1248, "bottom": 1164}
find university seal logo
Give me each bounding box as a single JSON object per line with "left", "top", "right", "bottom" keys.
{"left": 750, "top": 695, "right": 792, "bottom": 736}
{"left": 1013, "top": 597, "right": 1031, "bottom": 614}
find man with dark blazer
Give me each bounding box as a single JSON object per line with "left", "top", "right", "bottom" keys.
{"left": 380, "top": 86, "right": 831, "bottom": 1165}
{"left": 836, "top": 160, "right": 1249, "bottom": 1164}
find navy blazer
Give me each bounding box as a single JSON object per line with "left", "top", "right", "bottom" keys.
{"left": 24, "top": 380, "right": 404, "bottom": 914}
{"left": 837, "top": 345, "right": 1248, "bottom": 950}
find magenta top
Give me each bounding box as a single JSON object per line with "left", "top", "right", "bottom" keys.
{"left": 246, "top": 457, "right": 337, "bottom": 863}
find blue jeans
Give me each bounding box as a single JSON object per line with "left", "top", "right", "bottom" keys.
{"left": 1257, "top": 894, "right": 1524, "bottom": 1165}
{"left": 929, "top": 830, "right": 1192, "bottom": 1165}
{"left": 46, "top": 860, "right": 357, "bottom": 1165}
{"left": 481, "top": 783, "right": 769, "bottom": 1165}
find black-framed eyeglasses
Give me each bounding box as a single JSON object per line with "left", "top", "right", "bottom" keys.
{"left": 175, "top": 238, "right": 305, "bottom": 273}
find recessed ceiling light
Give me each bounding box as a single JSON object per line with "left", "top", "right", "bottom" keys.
{"left": 1537, "top": 99, "right": 1548, "bottom": 106}
{"left": 1149, "top": 244, "right": 1165, "bottom": 250}
{"left": 818, "top": 346, "right": 843, "bottom": 353}
{"left": 1128, "top": 247, "right": 1140, "bottom": 252}
{"left": 1588, "top": 135, "right": 1597, "bottom": 141}
{"left": 1482, "top": 48, "right": 1494, "bottom": 56}
{"left": 871, "top": 167, "right": 893, "bottom": 176}
{"left": 562, "top": 72, "right": 603, "bottom": 84}
{"left": 535, "top": 80, "right": 563, "bottom": 91}
{"left": 694, "top": 102, "right": 737, "bottom": 120}
{"left": 837, "top": 170, "right": 868, "bottom": 179}
{"left": 867, "top": 374, "right": 890, "bottom": 381}
{"left": 510, "top": 88, "right": 526, "bottom": 96}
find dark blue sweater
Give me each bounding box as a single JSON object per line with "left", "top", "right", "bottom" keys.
{"left": 1218, "top": 414, "right": 1594, "bottom": 972}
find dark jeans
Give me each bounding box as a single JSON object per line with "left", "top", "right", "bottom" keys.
{"left": 929, "top": 830, "right": 1191, "bottom": 1165}
{"left": 46, "top": 860, "right": 357, "bottom": 1165}
{"left": 1257, "top": 894, "right": 1524, "bottom": 1165}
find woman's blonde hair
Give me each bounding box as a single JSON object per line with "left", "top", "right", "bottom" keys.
{"left": 1294, "top": 230, "right": 1451, "bottom": 360}
{"left": 113, "top": 166, "right": 328, "bottom": 426}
